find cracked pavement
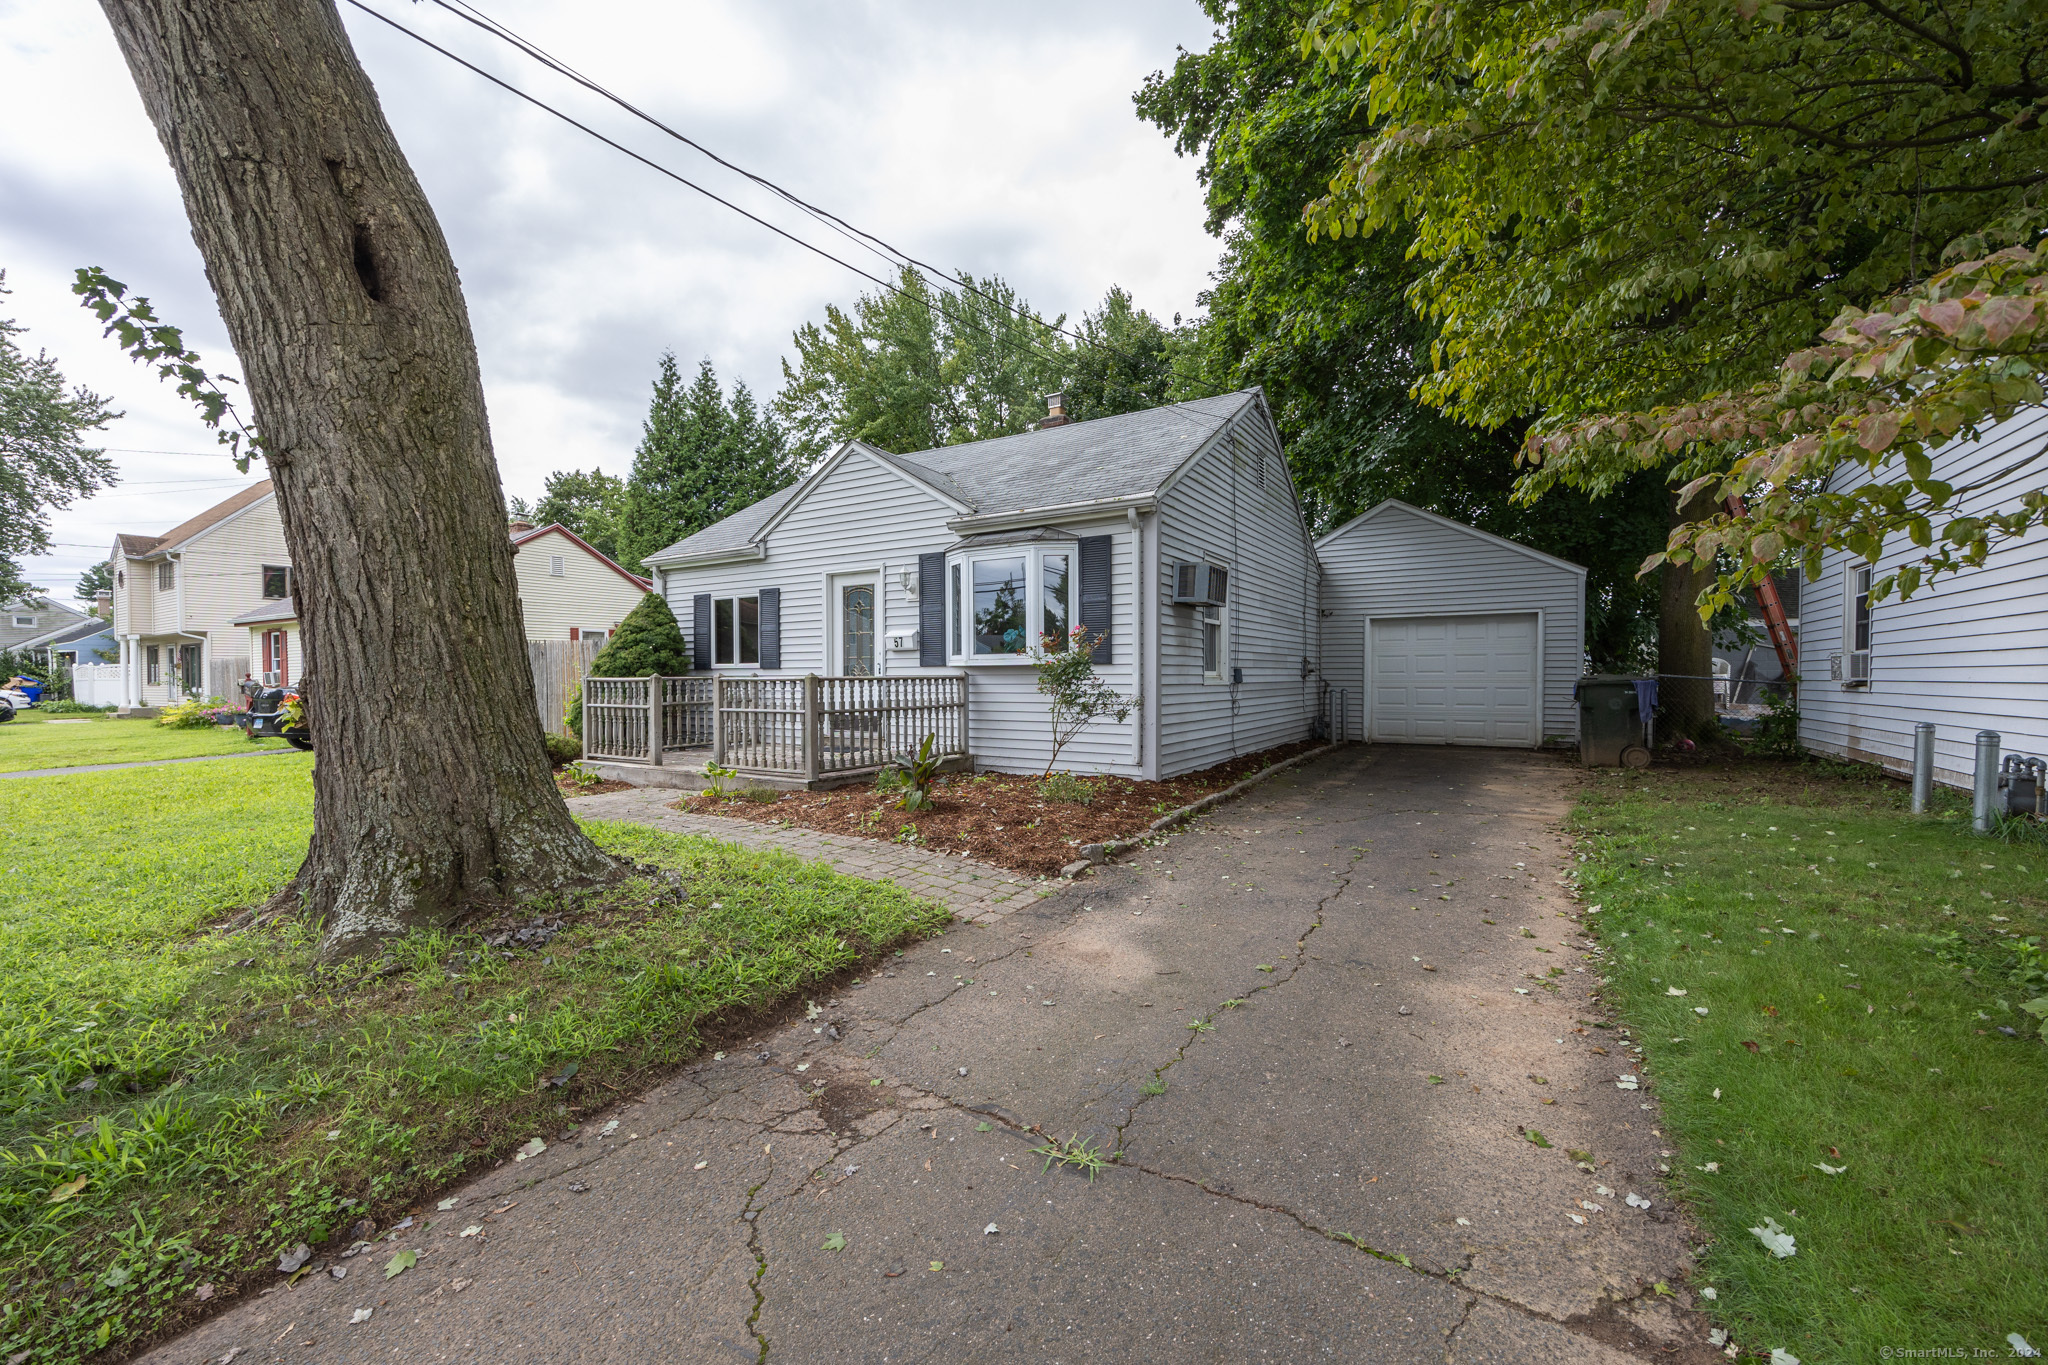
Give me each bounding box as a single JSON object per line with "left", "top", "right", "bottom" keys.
{"left": 138, "top": 746, "right": 1710, "bottom": 1364}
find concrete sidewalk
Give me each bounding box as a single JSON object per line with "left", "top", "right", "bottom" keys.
{"left": 141, "top": 746, "right": 1709, "bottom": 1364}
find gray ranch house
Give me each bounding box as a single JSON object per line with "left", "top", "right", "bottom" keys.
{"left": 642, "top": 391, "right": 1322, "bottom": 780}
{"left": 618, "top": 390, "right": 1595, "bottom": 786}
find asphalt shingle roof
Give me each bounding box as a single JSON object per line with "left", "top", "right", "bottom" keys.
{"left": 645, "top": 392, "right": 1255, "bottom": 564}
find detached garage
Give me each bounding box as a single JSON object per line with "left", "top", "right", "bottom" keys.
{"left": 1316, "top": 500, "right": 1587, "bottom": 747}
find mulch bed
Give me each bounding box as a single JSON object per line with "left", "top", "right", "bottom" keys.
{"left": 673, "top": 739, "right": 1325, "bottom": 877}
{"left": 558, "top": 772, "right": 634, "bottom": 797}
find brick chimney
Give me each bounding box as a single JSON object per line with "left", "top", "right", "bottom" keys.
{"left": 507, "top": 520, "right": 534, "bottom": 535}
{"left": 94, "top": 589, "right": 112, "bottom": 619}
{"left": 1035, "top": 392, "right": 1071, "bottom": 430}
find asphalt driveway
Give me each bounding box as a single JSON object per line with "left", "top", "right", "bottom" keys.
{"left": 140, "top": 745, "right": 1707, "bottom": 1364}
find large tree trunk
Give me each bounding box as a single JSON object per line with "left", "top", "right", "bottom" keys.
{"left": 1658, "top": 486, "right": 1719, "bottom": 740}
{"left": 101, "top": 0, "right": 615, "bottom": 957}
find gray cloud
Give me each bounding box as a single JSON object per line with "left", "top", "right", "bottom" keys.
{"left": 1, "top": 0, "right": 1223, "bottom": 596}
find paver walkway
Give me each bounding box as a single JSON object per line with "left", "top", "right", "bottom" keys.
{"left": 571, "top": 786, "right": 1050, "bottom": 923}
{"left": 141, "top": 746, "right": 1710, "bottom": 1365}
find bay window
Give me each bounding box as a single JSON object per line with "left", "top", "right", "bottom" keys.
{"left": 713, "top": 594, "right": 760, "bottom": 666}
{"left": 946, "top": 539, "right": 1076, "bottom": 662}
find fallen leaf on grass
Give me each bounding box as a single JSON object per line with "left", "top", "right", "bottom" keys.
{"left": 1665, "top": 987, "right": 1687, "bottom": 996}
{"left": 384, "top": 1250, "right": 417, "bottom": 1279}
{"left": 47, "top": 1175, "right": 88, "bottom": 1204}
{"left": 194, "top": 1283, "right": 214, "bottom": 1302}
{"left": 1770, "top": 1350, "right": 1801, "bottom": 1365}
{"left": 822, "top": 1232, "right": 846, "bottom": 1251}
{"left": 1742, "top": 1040, "right": 1761, "bottom": 1053}
{"left": 1750, "top": 1217, "right": 1797, "bottom": 1258}
{"left": 1815, "top": 1163, "right": 1846, "bottom": 1175}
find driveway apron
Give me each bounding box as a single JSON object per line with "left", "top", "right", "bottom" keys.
{"left": 139, "top": 746, "right": 1700, "bottom": 1365}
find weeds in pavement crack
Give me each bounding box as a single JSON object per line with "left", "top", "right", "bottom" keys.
{"left": 1030, "top": 1132, "right": 1114, "bottom": 1181}
{"left": 740, "top": 1176, "right": 771, "bottom": 1363}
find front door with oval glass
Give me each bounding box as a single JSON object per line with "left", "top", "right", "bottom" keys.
{"left": 832, "top": 577, "right": 877, "bottom": 677}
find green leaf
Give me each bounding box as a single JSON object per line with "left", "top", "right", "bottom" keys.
{"left": 384, "top": 1249, "right": 417, "bottom": 1278}
{"left": 821, "top": 1232, "right": 847, "bottom": 1251}
{"left": 1524, "top": 1129, "right": 1553, "bottom": 1148}
{"left": 48, "top": 1174, "right": 88, "bottom": 1203}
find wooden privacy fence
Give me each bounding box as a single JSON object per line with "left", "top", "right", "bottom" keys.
{"left": 583, "top": 672, "right": 969, "bottom": 783}
{"left": 531, "top": 638, "right": 604, "bottom": 738}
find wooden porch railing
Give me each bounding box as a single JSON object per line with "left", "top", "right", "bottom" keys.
{"left": 582, "top": 673, "right": 968, "bottom": 783}
{"left": 581, "top": 675, "right": 713, "bottom": 765}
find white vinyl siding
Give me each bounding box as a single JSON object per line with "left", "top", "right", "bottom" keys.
{"left": 511, "top": 529, "right": 645, "bottom": 641}
{"left": 1317, "top": 502, "right": 1585, "bottom": 745}
{"left": 658, "top": 448, "right": 1147, "bottom": 777}
{"left": 1799, "top": 405, "right": 2048, "bottom": 787}
{"left": 1153, "top": 413, "right": 1320, "bottom": 777}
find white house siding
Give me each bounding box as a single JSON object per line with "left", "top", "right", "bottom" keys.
{"left": 512, "top": 528, "right": 646, "bottom": 641}
{"left": 176, "top": 497, "right": 290, "bottom": 694}
{"left": 1315, "top": 502, "right": 1586, "bottom": 745}
{"left": 1152, "top": 412, "right": 1321, "bottom": 777}
{"left": 656, "top": 448, "right": 1146, "bottom": 777}
{"left": 1799, "top": 405, "right": 2048, "bottom": 786}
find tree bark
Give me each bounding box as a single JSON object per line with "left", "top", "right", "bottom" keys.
{"left": 100, "top": 0, "right": 615, "bottom": 957}
{"left": 1659, "top": 486, "right": 1719, "bottom": 740}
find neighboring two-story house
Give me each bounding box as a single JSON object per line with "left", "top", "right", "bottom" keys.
{"left": 105, "top": 483, "right": 651, "bottom": 712}
{"left": 107, "top": 481, "right": 291, "bottom": 711}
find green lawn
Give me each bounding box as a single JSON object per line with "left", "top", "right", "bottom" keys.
{"left": 0, "top": 710, "right": 287, "bottom": 773}
{"left": 0, "top": 760, "right": 948, "bottom": 1362}
{"left": 1572, "top": 757, "right": 2047, "bottom": 1362}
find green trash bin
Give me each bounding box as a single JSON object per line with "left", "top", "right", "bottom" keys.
{"left": 1577, "top": 675, "right": 1651, "bottom": 768}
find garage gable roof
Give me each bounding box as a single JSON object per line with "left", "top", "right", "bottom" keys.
{"left": 1316, "top": 499, "right": 1586, "bottom": 577}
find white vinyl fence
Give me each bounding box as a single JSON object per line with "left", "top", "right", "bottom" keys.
{"left": 72, "top": 664, "right": 123, "bottom": 708}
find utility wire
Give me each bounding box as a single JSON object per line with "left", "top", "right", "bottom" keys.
{"left": 342, "top": 0, "right": 1224, "bottom": 444}
{"left": 427, "top": 0, "right": 1094, "bottom": 348}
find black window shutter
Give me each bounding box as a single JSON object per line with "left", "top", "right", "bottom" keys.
{"left": 918, "top": 552, "right": 945, "bottom": 667}
{"left": 692, "top": 593, "right": 712, "bottom": 671}
{"left": 1078, "top": 535, "right": 1112, "bottom": 664}
{"left": 757, "top": 587, "right": 781, "bottom": 670}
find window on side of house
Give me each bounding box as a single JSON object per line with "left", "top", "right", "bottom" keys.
{"left": 157, "top": 561, "right": 175, "bottom": 591}
{"left": 550, "top": 554, "right": 565, "bottom": 578}
{"left": 947, "top": 545, "right": 1074, "bottom": 662}
{"left": 1845, "top": 564, "right": 1872, "bottom": 685}
{"left": 1200, "top": 604, "right": 1225, "bottom": 680}
{"left": 261, "top": 565, "right": 290, "bottom": 599}
{"left": 9, "top": 615, "right": 32, "bottom": 629}
{"left": 712, "top": 595, "right": 760, "bottom": 666}
{"left": 145, "top": 645, "right": 160, "bottom": 684}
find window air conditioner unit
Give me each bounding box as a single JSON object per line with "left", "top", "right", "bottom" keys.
{"left": 261, "top": 672, "right": 278, "bottom": 686}
{"left": 1172, "top": 562, "right": 1229, "bottom": 607}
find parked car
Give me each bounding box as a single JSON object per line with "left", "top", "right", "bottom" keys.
{"left": 238, "top": 679, "right": 312, "bottom": 751}
{"left": 4, "top": 675, "right": 42, "bottom": 707}
{"left": 0, "top": 686, "right": 28, "bottom": 721}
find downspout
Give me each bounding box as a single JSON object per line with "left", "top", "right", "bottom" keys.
{"left": 1128, "top": 506, "right": 1144, "bottom": 770}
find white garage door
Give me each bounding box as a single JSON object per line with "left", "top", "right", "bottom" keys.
{"left": 1369, "top": 614, "right": 1538, "bottom": 746}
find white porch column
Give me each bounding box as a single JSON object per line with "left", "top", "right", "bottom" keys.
{"left": 121, "top": 636, "right": 138, "bottom": 708}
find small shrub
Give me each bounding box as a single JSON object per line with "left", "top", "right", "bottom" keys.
{"left": 561, "top": 762, "right": 606, "bottom": 791}
{"left": 1750, "top": 687, "right": 1800, "bottom": 757}
{"left": 38, "top": 700, "right": 114, "bottom": 716}
{"left": 156, "top": 697, "right": 225, "bottom": 729}
{"left": 872, "top": 767, "right": 908, "bottom": 797}
{"left": 565, "top": 681, "right": 582, "bottom": 740}
{"left": 1041, "top": 771, "right": 1095, "bottom": 805}
{"left": 542, "top": 732, "right": 581, "bottom": 766}
{"left": 588, "top": 594, "right": 691, "bottom": 677}
{"left": 736, "top": 786, "right": 780, "bottom": 804}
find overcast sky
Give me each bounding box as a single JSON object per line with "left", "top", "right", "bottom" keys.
{"left": 1, "top": 0, "right": 1226, "bottom": 602}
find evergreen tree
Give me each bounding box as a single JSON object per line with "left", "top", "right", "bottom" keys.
{"left": 589, "top": 592, "right": 692, "bottom": 676}
{"left": 75, "top": 560, "right": 114, "bottom": 602}
{"left": 614, "top": 354, "right": 794, "bottom": 569}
